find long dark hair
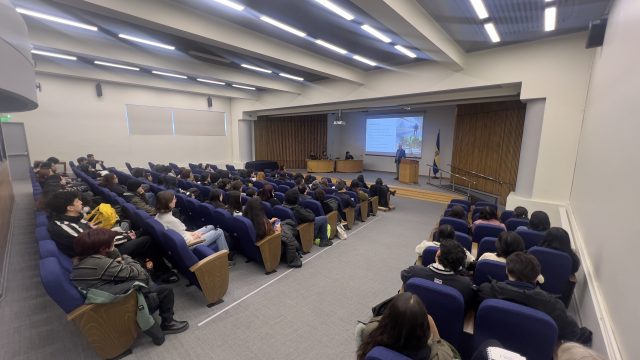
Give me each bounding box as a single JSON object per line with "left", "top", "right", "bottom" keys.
{"left": 227, "top": 191, "right": 243, "bottom": 213}
{"left": 259, "top": 184, "right": 275, "bottom": 201}
{"left": 528, "top": 211, "right": 550, "bottom": 231}
{"left": 357, "top": 293, "right": 431, "bottom": 360}
{"left": 243, "top": 197, "right": 272, "bottom": 240}
{"left": 540, "top": 227, "right": 581, "bottom": 273}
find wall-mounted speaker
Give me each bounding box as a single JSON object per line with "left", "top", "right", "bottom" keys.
{"left": 96, "top": 82, "right": 103, "bottom": 97}
{"left": 207, "top": 96, "right": 213, "bottom": 108}
{"left": 586, "top": 17, "right": 607, "bottom": 49}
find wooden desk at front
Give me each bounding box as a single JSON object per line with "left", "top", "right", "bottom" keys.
{"left": 335, "top": 160, "right": 363, "bottom": 173}
{"left": 306, "top": 159, "right": 334, "bottom": 173}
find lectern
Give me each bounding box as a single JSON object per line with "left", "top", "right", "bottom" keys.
{"left": 399, "top": 159, "right": 419, "bottom": 184}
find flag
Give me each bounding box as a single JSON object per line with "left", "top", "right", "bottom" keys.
{"left": 432, "top": 130, "right": 440, "bottom": 176}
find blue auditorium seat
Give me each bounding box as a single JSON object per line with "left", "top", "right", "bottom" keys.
{"left": 421, "top": 246, "right": 439, "bottom": 266}
{"left": 528, "top": 246, "right": 572, "bottom": 298}
{"left": 228, "top": 216, "right": 281, "bottom": 274}
{"left": 476, "top": 237, "right": 498, "bottom": 259}
{"left": 439, "top": 217, "right": 469, "bottom": 234}
{"left": 472, "top": 223, "right": 505, "bottom": 243}
{"left": 473, "top": 259, "right": 507, "bottom": 285}
{"left": 506, "top": 217, "right": 529, "bottom": 231}
{"left": 515, "top": 228, "right": 545, "bottom": 249}
{"left": 365, "top": 346, "right": 412, "bottom": 360}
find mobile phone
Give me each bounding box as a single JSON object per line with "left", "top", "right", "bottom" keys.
{"left": 274, "top": 219, "right": 281, "bottom": 227}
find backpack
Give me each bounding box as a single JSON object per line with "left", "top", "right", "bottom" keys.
{"left": 325, "top": 198, "right": 339, "bottom": 212}
{"left": 85, "top": 203, "right": 119, "bottom": 229}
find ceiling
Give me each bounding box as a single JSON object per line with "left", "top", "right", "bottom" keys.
{"left": 417, "top": 0, "right": 611, "bottom": 52}
{"left": 12, "top": 0, "right": 611, "bottom": 96}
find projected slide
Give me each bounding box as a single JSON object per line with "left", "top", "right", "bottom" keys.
{"left": 365, "top": 115, "right": 423, "bottom": 157}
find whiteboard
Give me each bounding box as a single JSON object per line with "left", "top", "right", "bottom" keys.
{"left": 173, "top": 108, "right": 226, "bottom": 136}
{"left": 125, "top": 104, "right": 173, "bottom": 135}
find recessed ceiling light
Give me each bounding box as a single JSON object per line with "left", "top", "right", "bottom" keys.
{"left": 241, "top": 64, "right": 272, "bottom": 73}
{"left": 188, "top": 51, "right": 231, "bottom": 63}
{"left": 16, "top": 7, "right": 98, "bottom": 31}
{"left": 545, "top": 7, "right": 557, "bottom": 31}
{"left": 260, "top": 16, "right": 307, "bottom": 37}
{"left": 232, "top": 84, "right": 256, "bottom": 90}
{"left": 315, "top": 0, "right": 354, "bottom": 21}
{"left": 94, "top": 61, "right": 140, "bottom": 71}
{"left": 214, "top": 0, "right": 245, "bottom": 11}
{"left": 469, "top": 0, "right": 489, "bottom": 20}
{"left": 353, "top": 55, "right": 377, "bottom": 66}
{"left": 118, "top": 34, "right": 175, "bottom": 50}
{"left": 394, "top": 45, "right": 417, "bottom": 58}
{"left": 197, "top": 78, "right": 226, "bottom": 85}
{"left": 31, "top": 49, "right": 77, "bottom": 60}
{"left": 360, "top": 24, "right": 391, "bottom": 43}
{"left": 483, "top": 22, "right": 501, "bottom": 43}
{"left": 279, "top": 73, "right": 304, "bottom": 81}
{"left": 315, "top": 39, "right": 348, "bottom": 54}
{"left": 152, "top": 70, "right": 187, "bottom": 78}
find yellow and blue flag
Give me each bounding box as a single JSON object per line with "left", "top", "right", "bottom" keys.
{"left": 433, "top": 130, "right": 440, "bottom": 176}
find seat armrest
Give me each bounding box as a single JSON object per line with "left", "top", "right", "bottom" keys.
{"left": 189, "top": 250, "right": 229, "bottom": 306}
{"left": 297, "top": 222, "right": 314, "bottom": 253}
{"left": 256, "top": 232, "right": 282, "bottom": 274}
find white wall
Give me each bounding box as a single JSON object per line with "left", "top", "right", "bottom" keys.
{"left": 12, "top": 74, "right": 233, "bottom": 169}
{"left": 326, "top": 106, "right": 456, "bottom": 176}
{"left": 568, "top": 0, "right": 640, "bottom": 358}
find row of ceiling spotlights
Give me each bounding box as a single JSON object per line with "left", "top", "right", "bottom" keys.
{"left": 470, "top": 0, "right": 557, "bottom": 43}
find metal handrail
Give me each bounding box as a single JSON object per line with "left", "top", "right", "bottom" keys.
{"left": 425, "top": 164, "right": 475, "bottom": 199}
{"left": 448, "top": 164, "right": 514, "bottom": 186}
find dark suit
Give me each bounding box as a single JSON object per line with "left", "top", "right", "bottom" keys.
{"left": 394, "top": 148, "right": 406, "bottom": 179}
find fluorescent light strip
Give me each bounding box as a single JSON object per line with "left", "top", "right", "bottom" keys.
{"left": 315, "top": 0, "right": 354, "bottom": 20}
{"left": 353, "top": 55, "right": 376, "bottom": 66}
{"left": 315, "top": 39, "right": 347, "bottom": 54}
{"left": 197, "top": 78, "right": 226, "bottom": 85}
{"left": 260, "top": 16, "right": 307, "bottom": 37}
{"left": 469, "top": 0, "right": 489, "bottom": 20}
{"left": 545, "top": 7, "right": 557, "bottom": 31}
{"left": 152, "top": 70, "right": 187, "bottom": 78}
{"left": 214, "top": 0, "right": 245, "bottom": 11}
{"left": 394, "top": 45, "right": 417, "bottom": 58}
{"left": 483, "top": 22, "right": 501, "bottom": 43}
{"left": 232, "top": 84, "right": 256, "bottom": 90}
{"left": 94, "top": 61, "right": 140, "bottom": 71}
{"left": 241, "top": 64, "right": 272, "bottom": 73}
{"left": 279, "top": 73, "right": 304, "bottom": 81}
{"left": 361, "top": 24, "right": 391, "bottom": 43}
{"left": 31, "top": 50, "right": 77, "bottom": 60}
{"left": 16, "top": 7, "right": 98, "bottom": 31}
{"left": 118, "top": 34, "right": 175, "bottom": 50}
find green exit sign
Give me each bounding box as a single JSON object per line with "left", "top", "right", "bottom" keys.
{"left": 0, "top": 114, "right": 12, "bottom": 122}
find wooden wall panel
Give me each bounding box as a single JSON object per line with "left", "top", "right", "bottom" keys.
{"left": 254, "top": 114, "right": 328, "bottom": 169}
{"left": 451, "top": 101, "right": 526, "bottom": 204}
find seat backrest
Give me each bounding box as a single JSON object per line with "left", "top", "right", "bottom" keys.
{"left": 515, "top": 228, "right": 545, "bottom": 249}
{"left": 40, "top": 257, "right": 84, "bottom": 314}
{"left": 449, "top": 199, "right": 470, "bottom": 207}
{"left": 226, "top": 164, "right": 236, "bottom": 171}
{"left": 345, "top": 191, "right": 358, "bottom": 203}
{"left": 404, "top": 278, "right": 465, "bottom": 348}
{"left": 528, "top": 246, "right": 572, "bottom": 296}
{"left": 474, "top": 299, "right": 558, "bottom": 360}
{"left": 454, "top": 231, "right": 472, "bottom": 252}
{"left": 261, "top": 201, "right": 274, "bottom": 218}
{"left": 365, "top": 346, "right": 412, "bottom": 360}
{"left": 125, "top": 162, "right": 133, "bottom": 173}
{"left": 272, "top": 205, "right": 296, "bottom": 222}
{"left": 277, "top": 185, "right": 290, "bottom": 194}
{"left": 38, "top": 239, "right": 73, "bottom": 273}
{"left": 506, "top": 218, "right": 530, "bottom": 231}
{"left": 477, "top": 237, "right": 498, "bottom": 259}
{"left": 472, "top": 223, "right": 505, "bottom": 243}
{"left": 241, "top": 195, "right": 250, "bottom": 206}
{"left": 300, "top": 199, "right": 325, "bottom": 217}
{"left": 473, "top": 260, "right": 507, "bottom": 285}
{"left": 228, "top": 216, "right": 261, "bottom": 263}
{"left": 447, "top": 202, "right": 469, "bottom": 212}
{"left": 274, "top": 191, "right": 285, "bottom": 203}
{"left": 421, "top": 246, "right": 439, "bottom": 266}
{"left": 500, "top": 210, "right": 515, "bottom": 223}
{"left": 284, "top": 181, "right": 296, "bottom": 189}
{"left": 475, "top": 201, "right": 497, "bottom": 210}
{"left": 35, "top": 225, "right": 51, "bottom": 242}
{"left": 439, "top": 217, "right": 469, "bottom": 234}
{"left": 159, "top": 228, "right": 200, "bottom": 285}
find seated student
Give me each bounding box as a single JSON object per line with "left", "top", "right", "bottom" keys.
{"left": 154, "top": 191, "right": 233, "bottom": 266}
{"left": 179, "top": 169, "right": 194, "bottom": 182}
{"left": 229, "top": 180, "right": 243, "bottom": 192}
{"left": 215, "top": 178, "right": 231, "bottom": 191}
{"left": 478, "top": 252, "right": 592, "bottom": 345}
{"left": 356, "top": 175, "right": 369, "bottom": 190}
{"left": 356, "top": 292, "right": 455, "bottom": 360}
{"left": 402, "top": 240, "right": 477, "bottom": 311}
{"left": 345, "top": 151, "right": 354, "bottom": 160}
{"left": 36, "top": 161, "right": 53, "bottom": 187}
{"left": 414, "top": 224, "right": 474, "bottom": 266}
{"left": 518, "top": 210, "right": 551, "bottom": 232}
{"left": 226, "top": 190, "right": 243, "bottom": 216}
{"left": 555, "top": 342, "right": 606, "bottom": 360}
{"left": 46, "top": 191, "right": 177, "bottom": 282}
{"left": 243, "top": 197, "right": 281, "bottom": 240}
{"left": 350, "top": 180, "right": 368, "bottom": 203}
{"left": 100, "top": 173, "right": 126, "bottom": 196}
{"left": 86, "top": 153, "right": 104, "bottom": 170}
{"left": 198, "top": 171, "right": 213, "bottom": 186}
{"left": 162, "top": 175, "right": 192, "bottom": 197}
{"left": 334, "top": 180, "right": 356, "bottom": 210}
{"left": 76, "top": 156, "right": 98, "bottom": 179}
{"left": 304, "top": 174, "right": 316, "bottom": 186}
{"left": 368, "top": 178, "right": 395, "bottom": 208}
{"left": 478, "top": 231, "right": 545, "bottom": 284}
{"left": 540, "top": 227, "right": 581, "bottom": 275}
{"left": 70, "top": 228, "right": 188, "bottom": 344}
{"left": 513, "top": 206, "right": 529, "bottom": 220}
{"left": 472, "top": 206, "right": 506, "bottom": 231}
{"left": 258, "top": 184, "right": 281, "bottom": 207}
{"left": 309, "top": 151, "right": 318, "bottom": 160}
{"left": 314, "top": 188, "right": 340, "bottom": 219}
{"left": 320, "top": 150, "right": 328, "bottom": 160}
{"left": 244, "top": 187, "right": 257, "bottom": 198}
{"left": 123, "top": 179, "right": 156, "bottom": 215}
{"left": 297, "top": 184, "right": 311, "bottom": 201}
{"left": 206, "top": 188, "right": 228, "bottom": 210}
{"left": 284, "top": 188, "right": 332, "bottom": 247}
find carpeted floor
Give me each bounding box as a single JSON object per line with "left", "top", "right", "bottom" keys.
{"left": 0, "top": 180, "right": 446, "bottom": 360}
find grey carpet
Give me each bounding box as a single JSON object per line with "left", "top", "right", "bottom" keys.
{"left": 0, "top": 180, "right": 445, "bottom": 360}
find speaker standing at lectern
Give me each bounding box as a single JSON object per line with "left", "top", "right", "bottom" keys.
{"left": 394, "top": 144, "right": 406, "bottom": 180}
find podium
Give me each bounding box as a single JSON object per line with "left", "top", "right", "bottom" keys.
{"left": 399, "top": 159, "right": 419, "bottom": 184}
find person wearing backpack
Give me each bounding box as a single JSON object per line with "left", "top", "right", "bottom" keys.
{"left": 46, "top": 191, "right": 178, "bottom": 283}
